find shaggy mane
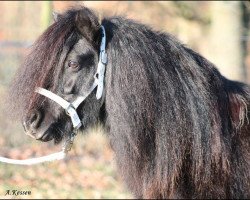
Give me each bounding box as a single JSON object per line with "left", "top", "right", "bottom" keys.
{"left": 102, "top": 17, "right": 250, "bottom": 198}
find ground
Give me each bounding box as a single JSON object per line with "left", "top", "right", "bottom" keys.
{"left": 0, "top": 129, "right": 132, "bottom": 199}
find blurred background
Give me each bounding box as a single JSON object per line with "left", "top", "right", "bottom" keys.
{"left": 0, "top": 1, "right": 250, "bottom": 199}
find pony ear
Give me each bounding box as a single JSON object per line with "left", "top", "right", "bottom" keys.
{"left": 52, "top": 12, "right": 62, "bottom": 22}
{"left": 75, "top": 8, "right": 100, "bottom": 43}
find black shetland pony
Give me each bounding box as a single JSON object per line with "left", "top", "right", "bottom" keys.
{"left": 8, "top": 7, "right": 250, "bottom": 199}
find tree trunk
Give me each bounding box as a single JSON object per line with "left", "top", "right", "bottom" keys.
{"left": 208, "top": 1, "right": 245, "bottom": 81}
{"left": 41, "top": 1, "right": 53, "bottom": 31}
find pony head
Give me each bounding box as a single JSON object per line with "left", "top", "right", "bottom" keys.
{"left": 8, "top": 7, "right": 104, "bottom": 143}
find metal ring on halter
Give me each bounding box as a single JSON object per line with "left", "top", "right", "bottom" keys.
{"left": 65, "top": 104, "right": 75, "bottom": 116}
{"left": 62, "top": 131, "right": 77, "bottom": 153}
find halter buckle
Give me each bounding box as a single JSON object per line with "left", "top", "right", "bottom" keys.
{"left": 65, "top": 104, "right": 75, "bottom": 116}
{"left": 101, "top": 51, "right": 107, "bottom": 64}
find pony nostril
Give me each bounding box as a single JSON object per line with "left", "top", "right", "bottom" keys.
{"left": 30, "top": 110, "right": 42, "bottom": 128}
{"left": 30, "top": 113, "right": 37, "bottom": 123}
{"left": 22, "top": 121, "right": 27, "bottom": 132}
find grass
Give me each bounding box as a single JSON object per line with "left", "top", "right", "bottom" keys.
{"left": 0, "top": 130, "right": 133, "bottom": 199}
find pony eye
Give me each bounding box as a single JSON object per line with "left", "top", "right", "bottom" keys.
{"left": 68, "top": 60, "right": 79, "bottom": 68}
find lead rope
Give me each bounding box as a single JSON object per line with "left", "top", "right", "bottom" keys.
{"left": 0, "top": 25, "right": 107, "bottom": 165}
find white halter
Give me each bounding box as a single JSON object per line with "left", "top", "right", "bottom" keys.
{"left": 0, "top": 25, "right": 107, "bottom": 165}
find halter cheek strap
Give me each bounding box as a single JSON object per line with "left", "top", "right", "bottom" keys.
{"left": 0, "top": 25, "right": 107, "bottom": 165}
{"left": 95, "top": 25, "right": 107, "bottom": 99}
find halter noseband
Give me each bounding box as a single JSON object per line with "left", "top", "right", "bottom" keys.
{"left": 0, "top": 25, "right": 107, "bottom": 165}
